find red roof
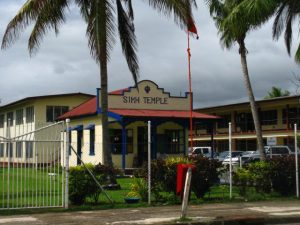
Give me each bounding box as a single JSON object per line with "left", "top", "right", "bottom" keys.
{"left": 110, "top": 109, "right": 219, "bottom": 119}
{"left": 59, "top": 96, "right": 218, "bottom": 120}
{"left": 59, "top": 97, "right": 97, "bottom": 119}
{"left": 109, "top": 88, "right": 129, "bottom": 95}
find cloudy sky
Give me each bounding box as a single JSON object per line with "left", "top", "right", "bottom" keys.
{"left": 0, "top": 1, "right": 299, "bottom": 108}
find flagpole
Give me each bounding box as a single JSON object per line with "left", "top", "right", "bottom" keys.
{"left": 187, "top": 31, "right": 194, "bottom": 149}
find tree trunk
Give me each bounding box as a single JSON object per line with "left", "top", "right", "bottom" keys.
{"left": 96, "top": 0, "right": 113, "bottom": 167}
{"left": 239, "top": 40, "right": 266, "bottom": 161}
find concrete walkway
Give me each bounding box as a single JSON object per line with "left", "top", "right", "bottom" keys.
{"left": 1, "top": 200, "right": 300, "bottom": 224}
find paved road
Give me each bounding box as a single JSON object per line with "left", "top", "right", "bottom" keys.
{"left": 1, "top": 200, "right": 300, "bottom": 224}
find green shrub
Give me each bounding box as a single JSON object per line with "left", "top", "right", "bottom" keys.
{"left": 233, "top": 167, "right": 251, "bottom": 197}
{"left": 270, "top": 156, "right": 298, "bottom": 196}
{"left": 248, "top": 161, "right": 272, "bottom": 194}
{"left": 191, "top": 156, "right": 224, "bottom": 198}
{"left": 69, "top": 163, "right": 120, "bottom": 205}
{"left": 127, "top": 178, "right": 148, "bottom": 201}
{"left": 69, "top": 166, "right": 88, "bottom": 205}
{"left": 139, "top": 156, "right": 223, "bottom": 200}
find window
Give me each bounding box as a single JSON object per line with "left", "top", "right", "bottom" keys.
{"left": 90, "top": 129, "right": 95, "bottom": 155}
{"left": 165, "top": 129, "right": 184, "bottom": 154}
{"left": 26, "top": 106, "right": 34, "bottom": 123}
{"left": 16, "top": 142, "right": 23, "bottom": 158}
{"left": 46, "top": 106, "right": 69, "bottom": 122}
{"left": 260, "top": 110, "right": 277, "bottom": 125}
{"left": 109, "top": 129, "right": 134, "bottom": 154}
{"left": 6, "top": 143, "right": 13, "bottom": 157}
{"left": 26, "top": 141, "right": 33, "bottom": 158}
{"left": 0, "top": 115, "right": 4, "bottom": 128}
{"left": 282, "top": 108, "right": 300, "bottom": 128}
{"left": 0, "top": 143, "right": 4, "bottom": 157}
{"left": 218, "top": 114, "right": 231, "bottom": 129}
{"left": 16, "top": 109, "right": 24, "bottom": 125}
{"left": 236, "top": 112, "right": 254, "bottom": 132}
{"left": 6, "top": 112, "right": 13, "bottom": 127}
{"left": 236, "top": 139, "right": 257, "bottom": 151}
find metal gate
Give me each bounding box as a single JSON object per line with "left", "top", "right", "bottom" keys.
{"left": 0, "top": 121, "right": 66, "bottom": 209}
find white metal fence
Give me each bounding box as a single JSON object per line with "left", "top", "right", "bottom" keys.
{"left": 0, "top": 121, "right": 66, "bottom": 209}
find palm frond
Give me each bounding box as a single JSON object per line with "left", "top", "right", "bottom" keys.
{"left": 284, "top": 9, "right": 293, "bottom": 55}
{"left": 295, "top": 43, "right": 300, "bottom": 64}
{"left": 147, "top": 0, "right": 196, "bottom": 30}
{"left": 86, "top": 0, "right": 116, "bottom": 64}
{"left": 272, "top": 3, "right": 287, "bottom": 40}
{"left": 2, "top": 0, "right": 48, "bottom": 50}
{"left": 75, "top": 0, "right": 91, "bottom": 22}
{"left": 124, "top": 0, "right": 134, "bottom": 20}
{"left": 116, "top": 0, "right": 139, "bottom": 86}
{"left": 28, "top": 0, "right": 69, "bottom": 55}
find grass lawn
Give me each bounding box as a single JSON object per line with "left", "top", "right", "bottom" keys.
{"left": 0, "top": 167, "right": 63, "bottom": 209}
{"left": 0, "top": 171, "right": 295, "bottom": 215}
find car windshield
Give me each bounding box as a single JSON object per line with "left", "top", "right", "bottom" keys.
{"left": 219, "top": 151, "right": 229, "bottom": 158}
{"left": 231, "top": 152, "right": 243, "bottom": 157}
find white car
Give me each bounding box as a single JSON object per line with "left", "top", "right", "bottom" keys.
{"left": 222, "top": 151, "right": 255, "bottom": 165}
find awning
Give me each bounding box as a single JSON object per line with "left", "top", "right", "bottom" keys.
{"left": 72, "top": 125, "right": 83, "bottom": 131}
{"left": 85, "top": 124, "right": 95, "bottom": 130}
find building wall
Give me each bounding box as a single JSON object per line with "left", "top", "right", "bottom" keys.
{"left": 0, "top": 94, "right": 93, "bottom": 164}
{"left": 195, "top": 96, "right": 300, "bottom": 151}
{"left": 67, "top": 119, "right": 187, "bottom": 168}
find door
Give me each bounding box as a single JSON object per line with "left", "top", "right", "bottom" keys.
{"left": 137, "top": 126, "right": 147, "bottom": 166}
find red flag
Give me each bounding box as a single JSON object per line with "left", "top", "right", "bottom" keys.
{"left": 188, "top": 19, "right": 199, "bottom": 39}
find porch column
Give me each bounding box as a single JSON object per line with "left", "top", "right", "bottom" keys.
{"left": 121, "top": 123, "right": 127, "bottom": 170}
{"left": 151, "top": 121, "right": 157, "bottom": 159}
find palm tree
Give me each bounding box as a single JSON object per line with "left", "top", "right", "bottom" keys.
{"left": 206, "top": 0, "right": 267, "bottom": 160}
{"left": 228, "top": 0, "right": 300, "bottom": 63}
{"left": 264, "top": 86, "right": 290, "bottom": 99}
{"left": 2, "top": 0, "right": 196, "bottom": 166}
{"left": 272, "top": 0, "right": 300, "bottom": 63}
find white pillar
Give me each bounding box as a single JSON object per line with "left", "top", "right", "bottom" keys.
{"left": 295, "top": 124, "right": 299, "bottom": 198}
{"left": 229, "top": 122, "right": 232, "bottom": 199}
{"left": 65, "top": 118, "right": 70, "bottom": 209}
{"left": 181, "top": 167, "right": 192, "bottom": 218}
{"left": 148, "top": 121, "right": 151, "bottom": 205}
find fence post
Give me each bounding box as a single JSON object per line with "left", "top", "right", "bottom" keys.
{"left": 65, "top": 119, "right": 70, "bottom": 209}
{"left": 181, "top": 167, "right": 192, "bottom": 219}
{"left": 229, "top": 122, "right": 232, "bottom": 199}
{"left": 148, "top": 120, "right": 151, "bottom": 205}
{"left": 295, "top": 123, "right": 299, "bottom": 198}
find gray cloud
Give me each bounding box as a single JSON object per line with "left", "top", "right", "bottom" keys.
{"left": 0, "top": 0, "right": 299, "bottom": 109}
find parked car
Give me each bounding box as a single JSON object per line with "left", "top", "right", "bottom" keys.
{"left": 217, "top": 151, "right": 229, "bottom": 162}
{"left": 221, "top": 151, "right": 245, "bottom": 165}
{"left": 264, "top": 145, "right": 292, "bottom": 157}
{"left": 188, "top": 146, "right": 212, "bottom": 157}
{"left": 241, "top": 152, "right": 261, "bottom": 166}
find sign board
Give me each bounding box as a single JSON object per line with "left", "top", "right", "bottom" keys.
{"left": 98, "top": 80, "right": 191, "bottom": 111}
{"left": 267, "top": 137, "right": 277, "bottom": 146}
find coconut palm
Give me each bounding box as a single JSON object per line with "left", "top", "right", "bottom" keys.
{"left": 206, "top": 0, "right": 267, "bottom": 160}
{"left": 264, "top": 86, "right": 290, "bottom": 99}
{"left": 227, "top": 0, "right": 300, "bottom": 63}
{"left": 272, "top": 0, "right": 300, "bottom": 63}
{"left": 1, "top": 0, "right": 196, "bottom": 166}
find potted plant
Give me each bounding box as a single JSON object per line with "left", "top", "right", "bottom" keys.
{"left": 124, "top": 191, "right": 140, "bottom": 204}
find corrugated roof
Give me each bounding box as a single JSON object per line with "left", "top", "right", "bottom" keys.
{"left": 109, "top": 109, "right": 219, "bottom": 119}
{"left": 59, "top": 97, "right": 97, "bottom": 119}
{"left": 197, "top": 95, "right": 300, "bottom": 111}
{"left": 109, "top": 88, "right": 129, "bottom": 95}
{"left": 59, "top": 96, "right": 219, "bottom": 120}
{"left": 0, "top": 92, "right": 95, "bottom": 110}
